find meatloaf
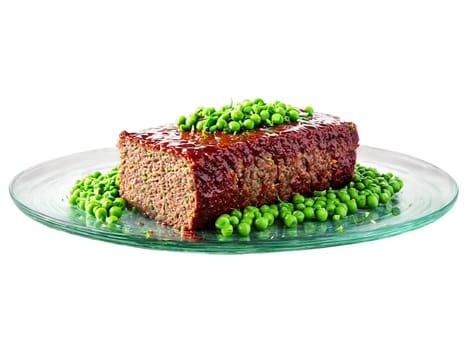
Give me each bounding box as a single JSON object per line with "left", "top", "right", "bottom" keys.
{"left": 117, "top": 113, "right": 359, "bottom": 230}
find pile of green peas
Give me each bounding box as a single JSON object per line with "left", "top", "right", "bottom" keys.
{"left": 214, "top": 164, "right": 403, "bottom": 236}
{"left": 68, "top": 166, "right": 126, "bottom": 224}
{"left": 177, "top": 98, "right": 314, "bottom": 134}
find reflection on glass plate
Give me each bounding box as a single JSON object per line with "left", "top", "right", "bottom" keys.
{"left": 10, "top": 146, "right": 458, "bottom": 253}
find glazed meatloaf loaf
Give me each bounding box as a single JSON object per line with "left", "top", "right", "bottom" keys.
{"left": 118, "top": 113, "right": 359, "bottom": 230}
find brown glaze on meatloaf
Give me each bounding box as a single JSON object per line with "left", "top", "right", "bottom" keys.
{"left": 118, "top": 113, "right": 359, "bottom": 230}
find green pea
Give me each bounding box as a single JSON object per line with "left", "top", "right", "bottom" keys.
{"left": 355, "top": 182, "right": 365, "bottom": 190}
{"left": 196, "top": 120, "right": 206, "bottom": 131}
{"left": 295, "top": 203, "right": 306, "bottom": 211}
{"left": 216, "top": 118, "right": 227, "bottom": 130}
{"left": 364, "top": 179, "right": 374, "bottom": 187}
{"left": 78, "top": 199, "right": 86, "bottom": 210}
{"left": 220, "top": 224, "right": 234, "bottom": 237}
{"left": 326, "top": 203, "right": 336, "bottom": 215}
{"left": 383, "top": 201, "right": 393, "bottom": 214}
{"left": 332, "top": 214, "right": 341, "bottom": 221}
{"left": 102, "top": 191, "right": 114, "bottom": 200}
{"left": 109, "top": 206, "right": 123, "bottom": 218}
{"left": 288, "top": 109, "right": 299, "bottom": 121}
{"left": 243, "top": 119, "right": 255, "bottom": 130}
{"left": 244, "top": 205, "right": 257, "bottom": 212}
{"left": 238, "top": 222, "right": 251, "bottom": 236}
{"left": 92, "top": 194, "right": 103, "bottom": 201}
{"left": 231, "top": 209, "right": 242, "bottom": 219}
{"left": 356, "top": 195, "right": 367, "bottom": 209}
{"left": 263, "top": 212, "right": 275, "bottom": 226}
{"left": 271, "top": 113, "right": 283, "bottom": 125}
{"left": 95, "top": 207, "right": 107, "bottom": 221}
{"left": 316, "top": 198, "right": 327, "bottom": 206}
{"left": 240, "top": 217, "right": 253, "bottom": 226}
{"left": 279, "top": 202, "right": 294, "bottom": 211}
{"left": 101, "top": 199, "right": 113, "bottom": 210}
{"left": 369, "top": 185, "right": 381, "bottom": 195}
{"left": 250, "top": 113, "right": 262, "bottom": 125}
{"left": 390, "top": 180, "right": 402, "bottom": 193}
{"left": 293, "top": 210, "right": 305, "bottom": 224}
{"left": 275, "top": 107, "right": 286, "bottom": 116}
{"left": 85, "top": 202, "right": 99, "bottom": 215}
{"left": 346, "top": 199, "right": 358, "bottom": 213}
{"left": 258, "top": 204, "right": 269, "bottom": 214}
{"left": 231, "top": 109, "right": 244, "bottom": 121}
{"left": 243, "top": 106, "right": 252, "bottom": 116}
{"left": 392, "top": 207, "right": 401, "bottom": 216}
{"left": 186, "top": 114, "right": 198, "bottom": 127}
{"left": 107, "top": 215, "right": 119, "bottom": 224}
{"left": 254, "top": 217, "right": 269, "bottom": 231}
{"left": 242, "top": 212, "right": 255, "bottom": 221}
{"left": 335, "top": 204, "right": 348, "bottom": 217}
{"left": 228, "top": 121, "right": 241, "bottom": 132}
{"left": 382, "top": 184, "right": 394, "bottom": 195}
{"left": 303, "top": 207, "right": 315, "bottom": 220}
{"left": 316, "top": 208, "right": 328, "bottom": 222}
{"left": 113, "top": 198, "right": 126, "bottom": 208}
{"left": 177, "top": 116, "right": 186, "bottom": 126}
{"left": 338, "top": 192, "right": 351, "bottom": 202}
{"left": 260, "top": 110, "right": 270, "bottom": 121}
{"left": 280, "top": 208, "right": 291, "bottom": 220}
{"left": 379, "top": 192, "right": 391, "bottom": 204}
{"left": 348, "top": 188, "right": 359, "bottom": 199}
{"left": 292, "top": 194, "right": 305, "bottom": 204}
{"left": 229, "top": 216, "right": 240, "bottom": 226}
{"left": 284, "top": 213, "right": 298, "bottom": 228}
{"left": 304, "top": 106, "right": 314, "bottom": 115}
{"left": 69, "top": 194, "right": 79, "bottom": 205}
{"left": 275, "top": 101, "right": 286, "bottom": 109}
{"left": 203, "top": 107, "right": 216, "bottom": 116}
{"left": 395, "top": 177, "right": 403, "bottom": 187}
{"left": 215, "top": 215, "right": 231, "bottom": 229}
{"left": 367, "top": 194, "right": 379, "bottom": 209}
{"left": 327, "top": 192, "right": 337, "bottom": 200}
{"left": 270, "top": 207, "right": 279, "bottom": 219}
{"left": 252, "top": 104, "right": 262, "bottom": 114}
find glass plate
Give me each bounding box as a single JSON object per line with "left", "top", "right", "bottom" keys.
{"left": 10, "top": 146, "right": 458, "bottom": 254}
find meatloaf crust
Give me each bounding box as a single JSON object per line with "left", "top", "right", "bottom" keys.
{"left": 118, "top": 113, "right": 359, "bottom": 230}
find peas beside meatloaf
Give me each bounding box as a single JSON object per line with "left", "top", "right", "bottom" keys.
{"left": 117, "top": 113, "right": 359, "bottom": 230}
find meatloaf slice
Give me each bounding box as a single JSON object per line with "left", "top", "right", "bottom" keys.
{"left": 117, "top": 113, "right": 359, "bottom": 230}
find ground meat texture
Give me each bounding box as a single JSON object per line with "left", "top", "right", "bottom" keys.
{"left": 117, "top": 113, "right": 359, "bottom": 230}
{"left": 118, "top": 143, "right": 196, "bottom": 228}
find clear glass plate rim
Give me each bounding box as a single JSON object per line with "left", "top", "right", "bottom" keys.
{"left": 9, "top": 145, "right": 459, "bottom": 252}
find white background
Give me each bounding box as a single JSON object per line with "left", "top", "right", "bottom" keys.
{"left": 1, "top": 1, "right": 465, "bottom": 349}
